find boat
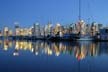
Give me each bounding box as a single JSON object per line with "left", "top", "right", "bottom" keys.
{"left": 47, "top": 33, "right": 79, "bottom": 41}
{"left": 77, "top": 35, "right": 94, "bottom": 41}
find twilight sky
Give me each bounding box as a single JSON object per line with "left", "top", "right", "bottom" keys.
{"left": 0, "top": 0, "right": 108, "bottom": 28}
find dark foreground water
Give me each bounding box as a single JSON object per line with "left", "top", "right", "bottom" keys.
{"left": 0, "top": 39, "right": 108, "bottom": 72}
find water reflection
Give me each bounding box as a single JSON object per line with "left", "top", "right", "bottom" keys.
{"left": 0, "top": 39, "right": 108, "bottom": 60}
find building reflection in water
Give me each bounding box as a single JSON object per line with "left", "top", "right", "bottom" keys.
{"left": 3, "top": 39, "right": 12, "bottom": 51}
{"left": 0, "top": 39, "right": 108, "bottom": 60}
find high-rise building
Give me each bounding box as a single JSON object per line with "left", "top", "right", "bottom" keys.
{"left": 28, "top": 27, "right": 33, "bottom": 36}
{"left": 15, "top": 23, "right": 20, "bottom": 36}
{"left": 33, "top": 22, "right": 41, "bottom": 37}
{"left": 91, "top": 22, "right": 98, "bottom": 36}
{"left": 4, "top": 27, "right": 9, "bottom": 36}
{"left": 44, "top": 22, "right": 53, "bottom": 36}
{"left": 77, "top": 20, "right": 87, "bottom": 35}
{"left": 98, "top": 24, "right": 103, "bottom": 31}
{"left": 40, "top": 26, "right": 45, "bottom": 36}
{"left": 9, "top": 29, "right": 13, "bottom": 36}
{"left": 54, "top": 23, "right": 63, "bottom": 36}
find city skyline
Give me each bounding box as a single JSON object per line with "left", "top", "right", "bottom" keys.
{"left": 0, "top": 0, "right": 108, "bottom": 28}
{"left": 0, "top": 1, "right": 108, "bottom": 72}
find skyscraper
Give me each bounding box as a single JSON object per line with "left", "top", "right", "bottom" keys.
{"left": 15, "top": 23, "right": 20, "bottom": 36}
{"left": 33, "top": 22, "right": 41, "bottom": 37}
{"left": 4, "top": 27, "right": 9, "bottom": 36}
{"left": 44, "top": 22, "right": 53, "bottom": 36}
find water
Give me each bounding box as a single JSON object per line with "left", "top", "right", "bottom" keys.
{"left": 0, "top": 40, "right": 108, "bottom": 72}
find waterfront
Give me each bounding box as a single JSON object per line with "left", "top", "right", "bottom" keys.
{"left": 0, "top": 40, "right": 108, "bottom": 72}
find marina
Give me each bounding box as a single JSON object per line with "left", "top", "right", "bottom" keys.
{"left": 0, "top": 0, "right": 108, "bottom": 72}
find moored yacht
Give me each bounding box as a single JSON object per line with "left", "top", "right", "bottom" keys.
{"left": 77, "top": 35, "right": 94, "bottom": 41}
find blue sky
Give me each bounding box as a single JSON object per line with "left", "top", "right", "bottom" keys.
{"left": 0, "top": 0, "right": 108, "bottom": 28}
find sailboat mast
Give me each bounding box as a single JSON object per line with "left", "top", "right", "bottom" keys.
{"left": 79, "top": 0, "right": 81, "bottom": 20}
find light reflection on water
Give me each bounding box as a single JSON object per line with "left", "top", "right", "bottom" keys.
{"left": 1, "top": 40, "right": 107, "bottom": 59}
{"left": 0, "top": 39, "right": 108, "bottom": 72}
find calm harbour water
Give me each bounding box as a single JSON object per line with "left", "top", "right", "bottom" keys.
{"left": 0, "top": 40, "right": 108, "bottom": 72}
